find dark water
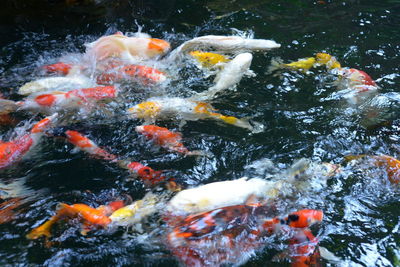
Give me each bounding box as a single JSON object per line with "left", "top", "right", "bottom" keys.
{"left": 1, "top": 0, "right": 400, "bottom": 266}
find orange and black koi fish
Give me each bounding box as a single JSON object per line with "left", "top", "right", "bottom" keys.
{"left": 0, "top": 115, "right": 56, "bottom": 169}
{"left": 26, "top": 200, "right": 124, "bottom": 239}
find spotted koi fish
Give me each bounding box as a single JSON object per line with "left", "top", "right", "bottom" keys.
{"left": 86, "top": 32, "right": 170, "bottom": 61}
{"left": 26, "top": 200, "right": 124, "bottom": 239}
{"left": 136, "top": 125, "right": 204, "bottom": 156}
{"left": 345, "top": 154, "right": 400, "bottom": 184}
{"left": 128, "top": 97, "right": 257, "bottom": 131}
{"left": 96, "top": 64, "right": 166, "bottom": 85}
{"left": 0, "top": 114, "right": 56, "bottom": 169}
{"left": 167, "top": 204, "right": 323, "bottom": 266}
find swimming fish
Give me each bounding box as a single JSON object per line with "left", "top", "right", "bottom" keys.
{"left": 345, "top": 154, "right": 400, "bottom": 184}
{"left": 166, "top": 177, "right": 277, "bottom": 215}
{"left": 96, "top": 64, "right": 167, "bottom": 85}
{"left": 0, "top": 114, "right": 56, "bottom": 169}
{"left": 168, "top": 35, "right": 280, "bottom": 61}
{"left": 17, "top": 86, "right": 117, "bottom": 114}
{"left": 269, "top": 57, "right": 316, "bottom": 73}
{"left": 287, "top": 229, "right": 320, "bottom": 267}
{"left": 86, "top": 32, "right": 170, "bottom": 62}
{"left": 26, "top": 200, "right": 124, "bottom": 239}
{"left": 42, "top": 62, "right": 73, "bottom": 75}
{"left": 124, "top": 161, "right": 166, "bottom": 185}
{"left": 135, "top": 125, "right": 204, "bottom": 156}
{"left": 167, "top": 205, "right": 323, "bottom": 267}
{"left": 127, "top": 97, "right": 257, "bottom": 132}
{"left": 336, "top": 68, "right": 378, "bottom": 89}
{"left": 64, "top": 130, "right": 117, "bottom": 161}
{"left": 18, "top": 75, "right": 95, "bottom": 95}
{"left": 194, "top": 52, "right": 254, "bottom": 100}
{"left": 315, "top": 53, "right": 341, "bottom": 69}
{"left": 189, "top": 51, "right": 229, "bottom": 68}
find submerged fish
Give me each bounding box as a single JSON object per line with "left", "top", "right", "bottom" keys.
{"left": 167, "top": 205, "right": 323, "bottom": 267}
{"left": 345, "top": 154, "right": 400, "bottom": 184}
{"left": 136, "top": 125, "right": 204, "bottom": 156}
{"left": 0, "top": 114, "right": 56, "bottom": 169}
{"left": 64, "top": 130, "right": 117, "bottom": 161}
{"left": 127, "top": 97, "right": 257, "bottom": 131}
{"left": 96, "top": 64, "right": 167, "bottom": 85}
{"left": 86, "top": 32, "right": 170, "bottom": 61}
{"left": 269, "top": 57, "right": 316, "bottom": 73}
{"left": 26, "top": 200, "right": 124, "bottom": 239}
{"left": 189, "top": 51, "right": 229, "bottom": 68}
{"left": 194, "top": 52, "right": 254, "bottom": 100}
{"left": 42, "top": 62, "right": 73, "bottom": 75}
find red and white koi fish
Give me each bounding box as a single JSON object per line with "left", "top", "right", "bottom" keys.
{"left": 289, "top": 229, "right": 320, "bottom": 267}
{"left": 125, "top": 161, "right": 166, "bottom": 185}
{"left": 136, "top": 125, "right": 204, "bottom": 156}
{"left": 64, "top": 130, "right": 117, "bottom": 161}
{"left": 0, "top": 114, "right": 56, "bottom": 169}
{"left": 96, "top": 64, "right": 167, "bottom": 85}
{"left": 86, "top": 32, "right": 170, "bottom": 62}
{"left": 127, "top": 97, "right": 259, "bottom": 132}
{"left": 15, "top": 86, "right": 117, "bottom": 114}
{"left": 42, "top": 62, "right": 73, "bottom": 75}
{"left": 166, "top": 204, "right": 323, "bottom": 267}
{"left": 26, "top": 200, "right": 125, "bottom": 239}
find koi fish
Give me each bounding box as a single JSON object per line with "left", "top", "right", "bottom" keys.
{"left": 135, "top": 125, "right": 204, "bottom": 156}
{"left": 168, "top": 35, "right": 280, "bottom": 61}
{"left": 42, "top": 62, "right": 73, "bottom": 75}
{"left": 0, "top": 114, "right": 56, "bottom": 169}
{"left": 315, "top": 53, "right": 341, "bottom": 69}
{"left": 96, "top": 64, "right": 167, "bottom": 85}
{"left": 269, "top": 57, "right": 316, "bottom": 73}
{"left": 18, "top": 75, "right": 94, "bottom": 95}
{"left": 336, "top": 67, "right": 378, "bottom": 89}
{"left": 64, "top": 130, "right": 117, "bottom": 161}
{"left": 345, "top": 154, "right": 400, "bottom": 184}
{"left": 18, "top": 86, "right": 117, "bottom": 113}
{"left": 166, "top": 177, "right": 277, "bottom": 215}
{"left": 125, "top": 161, "right": 166, "bottom": 185}
{"left": 127, "top": 97, "right": 258, "bottom": 132}
{"left": 26, "top": 200, "right": 124, "bottom": 239}
{"left": 86, "top": 32, "right": 170, "bottom": 61}
{"left": 167, "top": 205, "right": 323, "bottom": 267}
{"left": 110, "top": 192, "right": 166, "bottom": 226}
{"left": 189, "top": 51, "right": 229, "bottom": 68}
{"left": 194, "top": 52, "right": 254, "bottom": 100}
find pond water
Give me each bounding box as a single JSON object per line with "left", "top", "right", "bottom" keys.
{"left": 1, "top": 0, "right": 400, "bottom": 266}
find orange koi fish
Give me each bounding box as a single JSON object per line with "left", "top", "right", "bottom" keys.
{"left": 86, "top": 32, "right": 170, "bottom": 61}
{"left": 345, "top": 154, "right": 400, "bottom": 184}
{"left": 42, "top": 62, "right": 73, "bottom": 75}
{"left": 97, "top": 64, "right": 167, "bottom": 85}
{"left": 65, "top": 130, "right": 117, "bottom": 161}
{"left": 0, "top": 115, "right": 56, "bottom": 169}
{"left": 136, "top": 125, "right": 203, "bottom": 156}
{"left": 26, "top": 200, "right": 124, "bottom": 239}
{"left": 167, "top": 204, "right": 323, "bottom": 267}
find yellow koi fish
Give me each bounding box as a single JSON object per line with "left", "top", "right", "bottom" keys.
{"left": 315, "top": 53, "right": 341, "bottom": 69}
{"left": 189, "top": 51, "right": 229, "bottom": 68}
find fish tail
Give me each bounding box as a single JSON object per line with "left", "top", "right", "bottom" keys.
{"left": 0, "top": 99, "right": 18, "bottom": 115}
{"left": 343, "top": 154, "right": 367, "bottom": 162}
{"left": 26, "top": 217, "right": 58, "bottom": 239}
{"left": 267, "top": 57, "right": 284, "bottom": 74}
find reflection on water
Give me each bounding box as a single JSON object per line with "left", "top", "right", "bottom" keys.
{"left": 1, "top": 0, "right": 400, "bottom": 266}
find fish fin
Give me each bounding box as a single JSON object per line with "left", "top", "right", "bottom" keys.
{"left": 318, "top": 246, "right": 341, "bottom": 262}
{"left": 267, "top": 57, "right": 284, "bottom": 74}
{"left": 343, "top": 155, "right": 367, "bottom": 162}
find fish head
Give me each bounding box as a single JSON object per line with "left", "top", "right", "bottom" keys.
{"left": 128, "top": 101, "right": 161, "bottom": 119}
{"left": 147, "top": 38, "right": 171, "bottom": 57}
